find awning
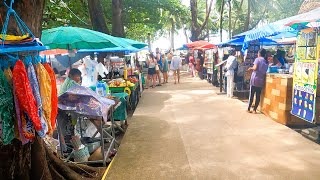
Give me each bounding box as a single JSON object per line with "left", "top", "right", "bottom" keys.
{"left": 217, "top": 36, "right": 278, "bottom": 47}
{"left": 234, "top": 7, "right": 320, "bottom": 43}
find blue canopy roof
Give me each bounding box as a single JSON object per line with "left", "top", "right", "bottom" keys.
{"left": 217, "top": 36, "right": 278, "bottom": 47}
{"left": 234, "top": 7, "right": 320, "bottom": 43}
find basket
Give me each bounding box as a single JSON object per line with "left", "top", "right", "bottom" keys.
{"left": 73, "top": 147, "right": 90, "bottom": 162}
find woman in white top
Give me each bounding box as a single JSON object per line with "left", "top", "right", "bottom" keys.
{"left": 146, "top": 54, "right": 157, "bottom": 88}
{"left": 170, "top": 53, "right": 182, "bottom": 84}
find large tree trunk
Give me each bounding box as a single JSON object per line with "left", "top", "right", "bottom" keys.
{"left": 190, "top": 0, "right": 214, "bottom": 41}
{"left": 0, "top": 1, "right": 103, "bottom": 179}
{"left": 87, "top": 0, "right": 109, "bottom": 34}
{"left": 244, "top": 0, "right": 251, "bottom": 31}
{"left": 190, "top": 0, "right": 199, "bottom": 41}
{"left": 112, "top": 0, "right": 125, "bottom": 37}
{"left": 0, "top": 0, "right": 45, "bottom": 37}
{"left": 228, "top": 0, "right": 232, "bottom": 39}
{"left": 219, "top": 0, "right": 225, "bottom": 42}
{"left": 170, "top": 18, "right": 175, "bottom": 50}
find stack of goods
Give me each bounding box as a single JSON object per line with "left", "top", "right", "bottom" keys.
{"left": 0, "top": 34, "right": 42, "bottom": 48}
{"left": 0, "top": 57, "right": 58, "bottom": 145}
{"left": 108, "top": 78, "right": 135, "bottom": 88}
{"left": 128, "top": 77, "right": 138, "bottom": 83}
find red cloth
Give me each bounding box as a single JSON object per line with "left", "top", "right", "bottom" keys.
{"left": 13, "top": 60, "right": 42, "bottom": 131}
{"left": 189, "top": 56, "right": 195, "bottom": 64}
{"left": 43, "top": 63, "right": 58, "bottom": 131}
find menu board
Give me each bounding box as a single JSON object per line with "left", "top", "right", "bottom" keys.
{"left": 291, "top": 30, "right": 319, "bottom": 123}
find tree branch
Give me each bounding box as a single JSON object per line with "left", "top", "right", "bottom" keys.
{"left": 199, "top": 0, "right": 214, "bottom": 32}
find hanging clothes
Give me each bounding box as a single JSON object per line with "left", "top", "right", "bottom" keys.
{"left": 36, "top": 63, "right": 52, "bottom": 134}
{"left": 43, "top": 63, "right": 58, "bottom": 132}
{"left": 4, "top": 68, "right": 13, "bottom": 86}
{"left": 12, "top": 60, "right": 42, "bottom": 131}
{"left": 4, "top": 68, "right": 21, "bottom": 140}
{"left": 12, "top": 85, "right": 29, "bottom": 144}
{"left": 0, "top": 69, "right": 15, "bottom": 145}
{"left": 27, "top": 62, "right": 48, "bottom": 137}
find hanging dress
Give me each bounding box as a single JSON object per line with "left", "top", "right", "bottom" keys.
{"left": 27, "top": 62, "right": 48, "bottom": 137}
{"left": 36, "top": 63, "right": 52, "bottom": 134}
{"left": 12, "top": 60, "right": 42, "bottom": 131}
{"left": 0, "top": 69, "right": 15, "bottom": 145}
{"left": 43, "top": 63, "right": 58, "bottom": 132}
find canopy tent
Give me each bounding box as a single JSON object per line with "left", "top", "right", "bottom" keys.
{"left": 268, "top": 31, "right": 298, "bottom": 39}
{"left": 217, "top": 36, "right": 279, "bottom": 47}
{"left": 185, "top": 40, "right": 217, "bottom": 49}
{"left": 234, "top": 7, "right": 320, "bottom": 43}
{"left": 176, "top": 46, "right": 189, "bottom": 50}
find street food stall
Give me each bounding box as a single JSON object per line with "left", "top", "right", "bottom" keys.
{"left": 260, "top": 29, "right": 319, "bottom": 126}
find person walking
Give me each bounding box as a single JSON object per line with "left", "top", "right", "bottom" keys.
{"left": 247, "top": 49, "right": 269, "bottom": 113}
{"left": 170, "top": 53, "right": 182, "bottom": 84}
{"left": 224, "top": 49, "right": 238, "bottom": 98}
{"left": 146, "top": 54, "right": 157, "bottom": 89}
{"left": 189, "top": 54, "right": 196, "bottom": 77}
{"left": 155, "top": 48, "right": 162, "bottom": 86}
{"left": 162, "top": 54, "right": 169, "bottom": 83}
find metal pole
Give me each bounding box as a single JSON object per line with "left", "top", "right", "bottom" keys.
{"left": 220, "top": 65, "right": 223, "bottom": 93}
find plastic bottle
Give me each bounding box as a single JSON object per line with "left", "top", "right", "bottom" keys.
{"left": 123, "top": 63, "right": 128, "bottom": 80}
{"left": 96, "top": 81, "right": 107, "bottom": 97}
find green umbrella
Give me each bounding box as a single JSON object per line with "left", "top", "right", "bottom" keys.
{"left": 41, "top": 26, "right": 121, "bottom": 50}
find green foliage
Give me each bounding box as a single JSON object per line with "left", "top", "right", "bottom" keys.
{"left": 43, "top": 0, "right": 90, "bottom": 30}
{"left": 216, "top": 0, "right": 304, "bottom": 36}
{"left": 43, "top": 0, "right": 188, "bottom": 42}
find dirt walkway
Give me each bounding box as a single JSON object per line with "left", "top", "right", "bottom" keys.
{"left": 106, "top": 74, "right": 320, "bottom": 180}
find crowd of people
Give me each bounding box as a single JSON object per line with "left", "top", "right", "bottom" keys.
{"left": 145, "top": 48, "right": 182, "bottom": 89}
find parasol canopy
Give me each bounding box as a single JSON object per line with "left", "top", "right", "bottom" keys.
{"left": 41, "top": 26, "right": 121, "bottom": 50}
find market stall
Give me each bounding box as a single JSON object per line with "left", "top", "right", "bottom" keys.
{"left": 57, "top": 85, "right": 118, "bottom": 166}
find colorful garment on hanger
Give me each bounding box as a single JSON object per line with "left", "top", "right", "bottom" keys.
{"left": 36, "top": 63, "right": 52, "bottom": 134}
{"left": 13, "top": 60, "right": 42, "bottom": 131}
{"left": 21, "top": 112, "right": 35, "bottom": 140}
{"left": 0, "top": 69, "right": 15, "bottom": 145}
{"left": 43, "top": 63, "right": 58, "bottom": 132}
{"left": 4, "top": 68, "right": 13, "bottom": 86}
{"left": 4, "top": 68, "right": 20, "bottom": 139}
{"left": 27, "top": 63, "right": 48, "bottom": 137}
{"left": 13, "top": 86, "right": 29, "bottom": 144}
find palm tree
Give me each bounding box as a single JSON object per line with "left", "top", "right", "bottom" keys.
{"left": 216, "top": 0, "right": 225, "bottom": 42}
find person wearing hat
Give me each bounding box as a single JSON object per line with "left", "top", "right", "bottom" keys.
{"left": 224, "top": 49, "right": 238, "bottom": 98}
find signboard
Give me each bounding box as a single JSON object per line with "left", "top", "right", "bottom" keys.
{"left": 291, "top": 30, "right": 319, "bottom": 123}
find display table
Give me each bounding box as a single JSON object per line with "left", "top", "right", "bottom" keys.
{"left": 260, "top": 73, "right": 309, "bottom": 126}
{"left": 112, "top": 92, "right": 128, "bottom": 121}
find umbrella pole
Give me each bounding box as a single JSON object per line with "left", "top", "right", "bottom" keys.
{"left": 68, "top": 44, "right": 72, "bottom": 69}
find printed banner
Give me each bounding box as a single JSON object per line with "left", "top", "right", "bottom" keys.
{"left": 291, "top": 30, "right": 319, "bottom": 123}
